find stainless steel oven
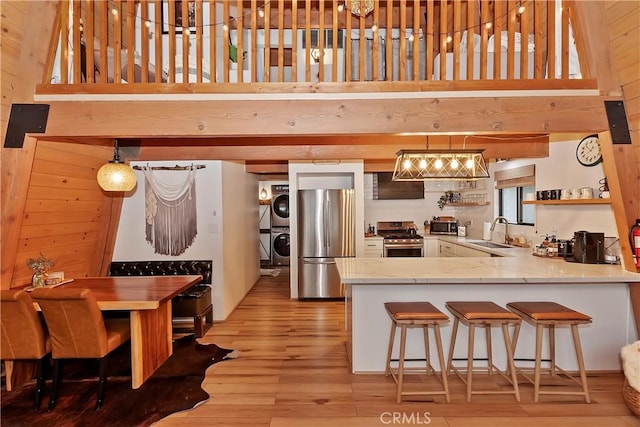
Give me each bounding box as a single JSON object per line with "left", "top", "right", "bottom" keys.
{"left": 376, "top": 221, "right": 424, "bottom": 257}
{"left": 383, "top": 239, "right": 424, "bottom": 257}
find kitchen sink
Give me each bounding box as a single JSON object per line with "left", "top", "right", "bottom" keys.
{"left": 467, "top": 240, "right": 514, "bottom": 249}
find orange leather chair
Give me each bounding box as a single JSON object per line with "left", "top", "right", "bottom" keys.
{"left": 31, "top": 288, "right": 130, "bottom": 410}
{"left": 1, "top": 289, "right": 52, "bottom": 410}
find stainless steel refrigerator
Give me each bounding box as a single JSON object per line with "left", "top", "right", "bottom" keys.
{"left": 297, "top": 189, "right": 355, "bottom": 298}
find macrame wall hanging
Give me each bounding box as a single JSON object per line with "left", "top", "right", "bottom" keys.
{"left": 134, "top": 164, "right": 205, "bottom": 256}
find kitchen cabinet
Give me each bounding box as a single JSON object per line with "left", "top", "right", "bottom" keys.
{"left": 364, "top": 237, "right": 384, "bottom": 258}
{"left": 424, "top": 239, "right": 439, "bottom": 257}
{"left": 455, "top": 244, "right": 491, "bottom": 257}
{"left": 438, "top": 241, "right": 490, "bottom": 257}
{"left": 438, "top": 242, "right": 457, "bottom": 257}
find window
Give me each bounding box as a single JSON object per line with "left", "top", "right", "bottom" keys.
{"left": 498, "top": 185, "right": 535, "bottom": 225}
{"left": 495, "top": 165, "right": 535, "bottom": 226}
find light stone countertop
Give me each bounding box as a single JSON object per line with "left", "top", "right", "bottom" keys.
{"left": 339, "top": 236, "right": 640, "bottom": 284}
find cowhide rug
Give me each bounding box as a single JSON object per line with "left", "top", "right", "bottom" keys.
{"left": 1, "top": 335, "right": 237, "bottom": 427}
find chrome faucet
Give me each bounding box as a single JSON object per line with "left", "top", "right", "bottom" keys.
{"left": 490, "top": 216, "right": 510, "bottom": 244}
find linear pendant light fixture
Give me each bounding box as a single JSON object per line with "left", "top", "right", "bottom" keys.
{"left": 392, "top": 137, "right": 490, "bottom": 181}
{"left": 97, "top": 139, "right": 137, "bottom": 191}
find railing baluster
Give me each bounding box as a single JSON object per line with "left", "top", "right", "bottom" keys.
{"left": 140, "top": 0, "right": 150, "bottom": 84}
{"left": 494, "top": 0, "right": 503, "bottom": 79}
{"left": 438, "top": 0, "right": 447, "bottom": 80}
{"left": 521, "top": 0, "right": 529, "bottom": 79}
{"left": 359, "top": 0, "right": 365, "bottom": 82}
{"left": 385, "top": 0, "right": 392, "bottom": 81}
{"left": 195, "top": 0, "right": 203, "bottom": 83}
{"left": 84, "top": 0, "right": 95, "bottom": 83}
{"left": 60, "top": 0, "right": 69, "bottom": 84}
{"left": 304, "top": 1, "right": 311, "bottom": 82}
{"left": 425, "top": 0, "right": 434, "bottom": 81}
{"left": 72, "top": 0, "right": 81, "bottom": 84}
{"left": 534, "top": 0, "right": 545, "bottom": 80}
{"left": 452, "top": 0, "right": 461, "bottom": 81}
{"left": 345, "top": 1, "right": 352, "bottom": 81}
{"left": 263, "top": 0, "right": 270, "bottom": 82}
{"left": 114, "top": 1, "right": 122, "bottom": 83}
{"left": 250, "top": 0, "right": 257, "bottom": 83}
{"left": 547, "top": 0, "right": 556, "bottom": 80}
{"left": 466, "top": 0, "right": 474, "bottom": 81}
{"left": 278, "top": 0, "right": 285, "bottom": 83}
{"left": 181, "top": 0, "right": 190, "bottom": 83}
{"left": 480, "top": 0, "right": 489, "bottom": 80}
{"left": 399, "top": 0, "right": 406, "bottom": 81}
{"left": 507, "top": 0, "right": 516, "bottom": 80}
{"left": 209, "top": 0, "right": 216, "bottom": 83}
{"left": 331, "top": 1, "right": 338, "bottom": 82}
{"left": 236, "top": 0, "right": 243, "bottom": 83}
{"left": 561, "top": 1, "right": 570, "bottom": 79}
{"left": 318, "top": 0, "right": 325, "bottom": 82}
{"left": 127, "top": 0, "right": 136, "bottom": 83}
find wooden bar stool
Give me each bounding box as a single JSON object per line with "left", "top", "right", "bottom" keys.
{"left": 506, "top": 301, "right": 592, "bottom": 403}
{"left": 384, "top": 302, "right": 450, "bottom": 403}
{"left": 445, "top": 301, "right": 521, "bottom": 402}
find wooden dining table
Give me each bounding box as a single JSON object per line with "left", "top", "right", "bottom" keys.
{"left": 25, "top": 275, "right": 203, "bottom": 389}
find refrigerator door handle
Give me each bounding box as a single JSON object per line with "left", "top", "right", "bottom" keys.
{"left": 326, "top": 198, "right": 331, "bottom": 250}
{"left": 301, "top": 258, "right": 337, "bottom": 265}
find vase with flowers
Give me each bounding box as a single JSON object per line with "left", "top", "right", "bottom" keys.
{"left": 27, "top": 253, "right": 54, "bottom": 288}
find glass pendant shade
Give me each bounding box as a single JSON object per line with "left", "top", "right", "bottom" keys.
{"left": 97, "top": 141, "right": 136, "bottom": 191}
{"left": 97, "top": 162, "right": 137, "bottom": 191}
{"left": 392, "top": 149, "right": 490, "bottom": 181}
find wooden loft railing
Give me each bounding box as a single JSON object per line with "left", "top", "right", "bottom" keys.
{"left": 39, "top": 0, "right": 595, "bottom": 94}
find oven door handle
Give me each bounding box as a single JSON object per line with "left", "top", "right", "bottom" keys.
{"left": 383, "top": 244, "right": 424, "bottom": 249}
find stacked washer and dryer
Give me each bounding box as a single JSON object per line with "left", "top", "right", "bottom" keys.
{"left": 270, "top": 185, "right": 290, "bottom": 266}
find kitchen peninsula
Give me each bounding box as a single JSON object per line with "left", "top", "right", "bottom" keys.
{"left": 336, "top": 238, "right": 640, "bottom": 375}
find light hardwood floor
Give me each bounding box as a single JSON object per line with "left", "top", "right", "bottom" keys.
{"left": 158, "top": 269, "right": 637, "bottom": 427}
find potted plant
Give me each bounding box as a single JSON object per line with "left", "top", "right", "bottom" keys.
{"left": 437, "top": 190, "right": 456, "bottom": 210}
{"left": 27, "top": 253, "right": 54, "bottom": 288}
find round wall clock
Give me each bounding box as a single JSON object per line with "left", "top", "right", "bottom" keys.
{"left": 576, "top": 134, "right": 602, "bottom": 167}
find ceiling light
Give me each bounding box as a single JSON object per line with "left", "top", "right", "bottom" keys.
{"left": 97, "top": 140, "right": 137, "bottom": 191}
{"left": 392, "top": 149, "right": 490, "bottom": 181}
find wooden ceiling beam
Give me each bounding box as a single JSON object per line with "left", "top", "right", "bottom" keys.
{"left": 136, "top": 139, "right": 547, "bottom": 162}
{"left": 41, "top": 95, "right": 611, "bottom": 138}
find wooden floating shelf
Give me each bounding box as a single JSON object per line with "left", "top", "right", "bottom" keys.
{"left": 522, "top": 199, "right": 611, "bottom": 205}
{"left": 447, "top": 202, "right": 490, "bottom": 206}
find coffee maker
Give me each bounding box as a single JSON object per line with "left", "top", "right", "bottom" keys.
{"left": 568, "top": 231, "right": 605, "bottom": 264}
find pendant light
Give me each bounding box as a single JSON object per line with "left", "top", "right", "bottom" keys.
{"left": 97, "top": 140, "right": 137, "bottom": 191}
{"left": 392, "top": 136, "right": 490, "bottom": 181}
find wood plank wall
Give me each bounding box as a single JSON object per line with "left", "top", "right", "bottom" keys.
{"left": 9, "top": 141, "right": 117, "bottom": 287}
{"left": 0, "top": 1, "right": 30, "bottom": 136}
{"left": 604, "top": 1, "right": 640, "bottom": 171}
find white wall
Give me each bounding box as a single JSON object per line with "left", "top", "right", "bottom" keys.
{"left": 363, "top": 138, "right": 617, "bottom": 247}
{"left": 490, "top": 139, "right": 617, "bottom": 244}
{"left": 113, "top": 160, "right": 259, "bottom": 321}
{"left": 363, "top": 175, "right": 492, "bottom": 236}
{"left": 220, "top": 161, "right": 260, "bottom": 319}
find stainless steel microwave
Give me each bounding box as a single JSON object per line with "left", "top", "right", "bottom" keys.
{"left": 430, "top": 220, "right": 458, "bottom": 235}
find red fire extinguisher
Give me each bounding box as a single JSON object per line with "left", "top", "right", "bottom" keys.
{"left": 631, "top": 219, "right": 640, "bottom": 268}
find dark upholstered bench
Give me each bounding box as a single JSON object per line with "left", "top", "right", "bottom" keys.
{"left": 109, "top": 260, "right": 213, "bottom": 337}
